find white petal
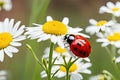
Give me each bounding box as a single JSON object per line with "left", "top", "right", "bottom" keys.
{"left": 96, "top": 32, "right": 104, "bottom": 38}
{"left": 68, "top": 27, "right": 83, "bottom": 33}
{"left": 10, "top": 42, "right": 22, "bottom": 46}
{"left": 85, "top": 26, "right": 98, "bottom": 35}
{"left": 40, "top": 71, "right": 47, "bottom": 78}
{"left": 57, "top": 37, "right": 64, "bottom": 48}
{"left": 3, "top": 18, "right": 9, "bottom": 32}
{"left": 114, "top": 42, "right": 120, "bottom": 47}
{"left": 77, "top": 33, "right": 90, "bottom": 38}
{"left": 118, "top": 49, "right": 120, "bottom": 54}
{"left": 101, "top": 42, "right": 109, "bottom": 47}
{"left": 13, "top": 25, "right": 25, "bottom": 38}
{"left": 0, "top": 70, "right": 7, "bottom": 75}
{"left": 96, "top": 39, "right": 108, "bottom": 42}
{"left": 62, "top": 17, "right": 69, "bottom": 25}
{"left": 115, "top": 56, "right": 120, "bottom": 63}
{"left": 51, "top": 35, "right": 58, "bottom": 44}
{"left": 99, "top": 6, "right": 110, "bottom": 13}
{"left": 4, "top": 48, "right": 13, "bottom": 57}
{"left": 3, "top": 1, "right": 12, "bottom": 11}
{"left": 89, "top": 19, "right": 97, "bottom": 25}
{"left": 56, "top": 71, "right": 66, "bottom": 78}
{"left": 46, "top": 16, "right": 53, "bottom": 21}
{"left": 116, "top": 2, "right": 120, "bottom": 7}
{"left": 84, "top": 58, "right": 90, "bottom": 62}
{"left": 106, "top": 2, "right": 114, "bottom": 9}
{"left": 13, "top": 36, "right": 26, "bottom": 41}
{"left": 13, "top": 21, "right": 21, "bottom": 33}
{"left": 7, "top": 46, "right": 19, "bottom": 53}
{"left": 71, "top": 73, "right": 83, "bottom": 80}
{"left": 0, "top": 49, "right": 4, "bottom": 62}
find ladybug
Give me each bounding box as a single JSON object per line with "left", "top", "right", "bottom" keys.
{"left": 64, "top": 34, "right": 91, "bottom": 58}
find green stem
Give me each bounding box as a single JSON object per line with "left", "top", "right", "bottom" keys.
{"left": 48, "top": 42, "right": 54, "bottom": 80}
{"left": 26, "top": 44, "right": 45, "bottom": 70}
{"left": 110, "top": 45, "right": 120, "bottom": 79}
{"left": 111, "top": 45, "right": 116, "bottom": 58}
{"left": 112, "top": 15, "right": 116, "bottom": 22}
{"left": 66, "top": 69, "right": 70, "bottom": 80}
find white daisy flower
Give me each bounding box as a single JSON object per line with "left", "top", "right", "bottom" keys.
{"left": 0, "top": 0, "right": 12, "bottom": 11}
{"left": 41, "top": 57, "right": 92, "bottom": 80}
{"left": 96, "top": 31, "right": 120, "bottom": 47}
{"left": 99, "top": 2, "right": 120, "bottom": 17}
{"left": 85, "top": 19, "right": 114, "bottom": 35}
{"left": 53, "top": 57, "right": 92, "bottom": 80}
{"left": 25, "top": 16, "right": 88, "bottom": 48}
{"left": 0, "top": 18, "right": 26, "bottom": 62}
{"left": 42, "top": 46, "right": 71, "bottom": 59}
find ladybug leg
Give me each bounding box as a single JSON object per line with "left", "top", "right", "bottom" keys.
{"left": 64, "top": 42, "right": 69, "bottom": 48}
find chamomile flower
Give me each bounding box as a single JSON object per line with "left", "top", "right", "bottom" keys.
{"left": 0, "top": 0, "right": 12, "bottom": 11}
{"left": 41, "top": 57, "right": 92, "bottom": 80}
{"left": 99, "top": 2, "right": 120, "bottom": 17}
{"left": 53, "top": 57, "right": 92, "bottom": 80}
{"left": 25, "top": 16, "right": 88, "bottom": 48}
{"left": 85, "top": 19, "right": 114, "bottom": 35}
{"left": 42, "top": 46, "right": 71, "bottom": 59}
{"left": 0, "top": 18, "right": 26, "bottom": 62}
{"left": 96, "top": 31, "right": 120, "bottom": 47}
{"left": 0, "top": 70, "right": 7, "bottom": 80}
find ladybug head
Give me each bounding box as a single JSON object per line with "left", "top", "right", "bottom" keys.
{"left": 64, "top": 34, "right": 75, "bottom": 44}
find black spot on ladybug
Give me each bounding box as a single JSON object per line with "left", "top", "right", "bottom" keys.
{"left": 89, "top": 45, "right": 91, "bottom": 48}
{"left": 83, "top": 52, "right": 86, "bottom": 55}
{"left": 79, "top": 51, "right": 86, "bottom": 55}
{"left": 74, "top": 47, "right": 78, "bottom": 51}
{"left": 77, "top": 43, "right": 81, "bottom": 46}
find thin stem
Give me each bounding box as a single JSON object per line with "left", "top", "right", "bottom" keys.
{"left": 111, "top": 45, "right": 116, "bottom": 58}
{"left": 112, "top": 15, "right": 116, "bottom": 22}
{"left": 26, "top": 44, "right": 45, "bottom": 70}
{"left": 110, "top": 45, "right": 120, "bottom": 79}
{"left": 65, "top": 58, "right": 79, "bottom": 80}
{"left": 105, "top": 47, "right": 111, "bottom": 55}
{"left": 48, "top": 42, "right": 54, "bottom": 80}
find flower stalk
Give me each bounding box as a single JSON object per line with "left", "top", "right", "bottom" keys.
{"left": 48, "top": 42, "right": 54, "bottom": 80}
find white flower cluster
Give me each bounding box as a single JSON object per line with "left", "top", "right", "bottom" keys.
{"left": 86, "top": 1, "right": 120, "bottom": 64}
{"left": 41, "top": 47, "right": 92, "bottom": 80}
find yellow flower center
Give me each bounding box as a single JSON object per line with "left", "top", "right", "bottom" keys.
{"left": 112, "top": 7, "right": 120, "bottom": 12}
{"left": 42, "top": 21, "right": 67, "bottom": 35}
{"left": 60, "top": 63, "right": 78, "bottom": 72}
{"left": 107, "top": 32, "right": 120, "bottom": 41}
{"left": 96, "top": 20, "right": 107, "bottom": 27}
{"left": 55, "top": 47, "right": 66, "bottom": 54}
{"left": 0, "top": 32, "right": 12, "bottom": 49}
{"left": 0, "top": 0, "right": 4, "bottom": 7}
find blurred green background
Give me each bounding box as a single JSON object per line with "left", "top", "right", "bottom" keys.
{"left": 0, "top": 0, "right": 120, "bottom": 80}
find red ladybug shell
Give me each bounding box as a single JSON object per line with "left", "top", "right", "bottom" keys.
{"left": 69, "top": 35, "right": 91, "bottom": 58}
